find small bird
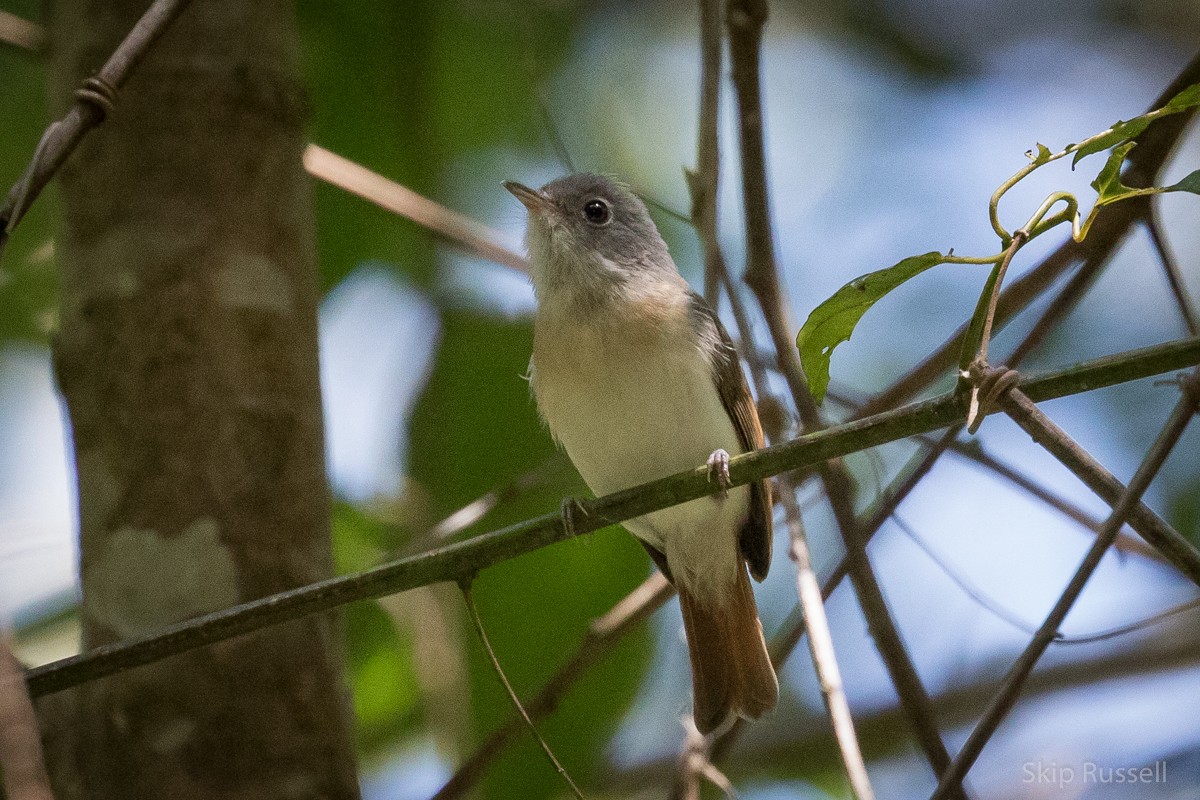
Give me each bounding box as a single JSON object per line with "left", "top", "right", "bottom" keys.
{"left": 505, "top": 173, "right": 778, "bottom": 734}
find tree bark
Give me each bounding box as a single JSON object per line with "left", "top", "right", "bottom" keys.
{"left": 40, "top": 2, "right": 360, "bottom": 798}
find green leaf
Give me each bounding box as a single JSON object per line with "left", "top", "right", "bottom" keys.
{"left": 1027, "top": 143, "right": 1053, "bottom": 166}
{"left": 1163, "top": 82, "right": 1200, "bottom": 112}
{"left": 1090, "top": 141, "right": 1137, "bottom": 201}
{"left": 1164, "top": 169, "right": 1200, "bottom": 196}
{"left": 796, "top": 252, "right": 946, "bottom": 404}
{"left": 1070, "top": 82, "right": 1200, "bottom": 168}
{"left": 1071, "top": 117, "right": 1151, "bottom": 167}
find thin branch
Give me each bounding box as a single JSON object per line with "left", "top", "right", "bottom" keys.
{"left": 726, "top": 1, "right": 960, "bottom": 789}
{"left": 433, "top": 572, "right": 673, "bottom": 800}
{"left": 0, "top": 0, "right": 196, "bottom": 248}
{"left": 0, "top": 10, "right": 44, "bottom": 53}
{"left": 689, "top": 0, "right": 724, "bottom": 307}
{"left": 892, "top": 514, "right": 1041, "bottom": 638}
{"left": 0, "top": 639, "right": 53, "bottom": 800}
{"left": 1055, "top": 596, "right": 1200, "bottom": 645}
{"left": 459, "top": 581, "right": 586, "bottom": 800}
{"left": 407, "top": 454, "right": 567, "bottom": 553}
{"left": 782, "top": 489, "right": 876, "bottom": 800}
{"left": 1144, "top": 206, "right": 1199, "bottom": 336}
{"left": 21, "top": 336, "right": 1200, "bottom": 698}
{"left": 931, "top": 375, "right": 1199, "bottom": 799}
{"left": 302, "top": 144, "right": 527, "bottom": 273}
{"left": 999, "top": 384, "right": 1200, "bottom": 587}
{"left": 692, "top": 7, "right": 871, "bottom": 791}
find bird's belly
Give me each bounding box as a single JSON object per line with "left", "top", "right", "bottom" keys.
{"left": 532, "top": 332, "right": 748, "bottom": 596}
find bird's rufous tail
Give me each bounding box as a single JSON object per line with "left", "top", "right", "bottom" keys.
{"left": 677, "top": 558, "right": 778, "bottom": 734}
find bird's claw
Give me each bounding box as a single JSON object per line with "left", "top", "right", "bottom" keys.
{"left": 706, "top": 449, "right": 731, "bottom": 500}
{"left": 560, "top": 496, "right": 588, "bottom": 537}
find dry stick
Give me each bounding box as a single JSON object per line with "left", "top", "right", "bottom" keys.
{"left": 0, "top": 9, "right": 44, "bottom": 52}
{"left": 0, "top": 15, "right": 530, "bottom": 280}
{"left": 782, "top": 489, "right": 876, "bottom": 800}
{"left": 725, "top": 1, "right": 962, "bottom": 792}
{"left": 931, "top": 378, "right": 1199, "bottom": 800}
{"left": 22, "top": 336, "right": 1200, "bottom": 699}
{"left": 686, "top": 4, "right": 872, "bottom": 794}
{"left": 0, "top": 0, "right": 196, "bottom": 249}
{"left": 859, "top": 50, "right": 1200, "bottom": 418}
{"left": 689, "top": 0, "right": 725, "bottom": 308}
{"left": 433, "top": 573, "right": 674, "bottom": 800}
{"left": 407, "top": 454, "right": 567, "bottom": 554}
{"left": 302, "top": 144, "right": 527, "bottom": 273}
{"left": 459, "top": 581, "right": 586, "bottom": 800}
{"left": 0, "top": 639, "right": 53, "bottom": 800}
{"left": 1145, "top": 207, "right": 1199, "bottom": 336}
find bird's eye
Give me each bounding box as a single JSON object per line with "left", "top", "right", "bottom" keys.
{"left": 583, "top": 199, "right": 611, "bottom": 225}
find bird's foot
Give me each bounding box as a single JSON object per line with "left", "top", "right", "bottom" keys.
{"left": 560, "top": 496, "right": 588, "bottom": 537}
{"left": 706, "top": 449, "right": 731, "bottom": 500}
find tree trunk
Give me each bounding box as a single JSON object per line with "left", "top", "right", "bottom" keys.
{"left": 39, "top": 2, "right": 361, "bottom": 797}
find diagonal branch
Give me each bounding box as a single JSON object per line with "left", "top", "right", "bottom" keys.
{"left": 726, "top": 1, "right": 960, "bottom": 790}
{"left": 0, "top": 0, "right": 196, "bottom": 253}
{"left": 21, "top": 336, "right": 1200, "bottom": 698}
{"left": 302, "top": 144, "right": 527, "bottom": 273}
{"left": 931, "top": 375, "right": 1199, "bottom": 799}
{"left": 0, "top": 9, "right": 44, "bottom": 53}
{"left": 433, "top": 573, "right": 673, "bottom": 800}
{"left": 460, "top": 581, "right": 586, "bottom": 800}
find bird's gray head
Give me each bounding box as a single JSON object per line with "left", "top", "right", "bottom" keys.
{"left": 504, "top": 173, "right": 680, "bottom": 308}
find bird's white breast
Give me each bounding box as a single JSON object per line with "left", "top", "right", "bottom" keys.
{"left": 531, "top": 291, "right": 748, "bottom": 599}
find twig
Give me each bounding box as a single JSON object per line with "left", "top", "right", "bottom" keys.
{"left": 931, "top": 374, "right": 1199, "bottom": 799}
{"left": 433, "top": 572, "right": 673, "bottom": 800}
{"left": 690, "top": 6, "right": 871, "bottom": 792}
{"left": 0, "top": 0, "right": 196, "bottom": 248}
{"left": 688, "top": 0, "right": 724, "bottom": 307}
{"left": 944, "top": 440, "right": 1166, "bottom": 563}
{"left": 21, "top": 336, "right": 1200, "bottom": 698}
{"left": 406, "top": 455, "right": 567, "bottom": 553}
{"left": 302, "top": 144, "right": 527, "bottom": 273}
{"left": 782, "top": 489, "right": 875, "bottom": 800}
{"left": 891, "top": 514, "right": 1041, "bottom": 637}
{"left": 999, "top": 385, "right": 1200, "bottom": 587}
{"left": 1055, "top": 596, "right": 1200, "bottom": 645}
{"left": 459, "top": 580, "right": 586, "bottom": 800}
{"left": 0, "top": 639, "right": 53, "bottom": 800}
{"left": 0, "top": 9, "right": 44, "bottom": 53}
{"left": 1144, "top": 206, "right": 1199, "bottom": 336}
{"left": 726, "top": 1, "right": 961, "bottom": 790}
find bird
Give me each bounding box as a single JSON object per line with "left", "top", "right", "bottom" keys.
{"left": 505, "top": 172, "right": 777, "bottom": 734}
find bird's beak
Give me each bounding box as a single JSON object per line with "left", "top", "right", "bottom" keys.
{"left": 503, "top": 181, "right": 552, "bottom": 213}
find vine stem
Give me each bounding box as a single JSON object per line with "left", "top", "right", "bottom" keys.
{"left": 460, "top": 580, "right": 586, "bottom": 800}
